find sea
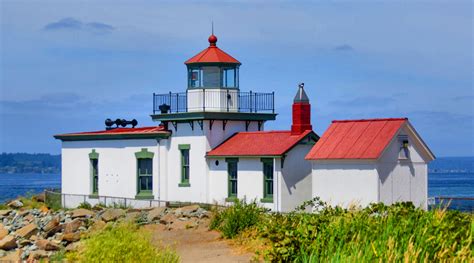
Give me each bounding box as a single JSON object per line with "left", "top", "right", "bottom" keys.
{"left": 0, "top": 158, "right": 473, "bottom": 211}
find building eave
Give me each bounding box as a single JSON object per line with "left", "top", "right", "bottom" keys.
{"left": 54, "top": 133, "right": 170, "bottom": 141}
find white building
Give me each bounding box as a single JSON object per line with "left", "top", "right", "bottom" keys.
{"left": 54, "top": 34, "right": 318, "bottom": 211}
{"left": 306, "top": 118, "right": 435, "bottom": 209}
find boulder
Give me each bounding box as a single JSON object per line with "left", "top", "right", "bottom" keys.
{"left": 175, "top": 205, "right": 200, "bottom": 217}
{"left": 24, "top": 214, "right": 35, "bottom": 223}
{"left": 62, "top": 232, "right": 80, "bottom": 242}
{"left": 36, "top": 239, "right": 59, "bottom": 251}
{"left": 0, "top": 210, "right": 12, "bottom": 217}
{"left": 159, "top": 213, "right": 176, "bottom": 225}
{"left": 0, "top": 236, "right": 17, "bottom": 250}
{"left": 147, "top": 207, "right": 167, "bottom": 222}
{"left": 71, "top": 208, "right": 95, "bottom": 219}
{"left": 43, "top": 217, "right": 59, "bottom": 232}
{"left": 65, "top": 241, "right": 82, "bottom": 252}
{"left": 33, "top": 193, "right": 45, "bottom": 203}
{"left": 28, "top": 249, "right": 49, "bottom": 261}
{"left": 7, "top": 200, "right": 23, "bottom": 209}
{"left": 15, "top": 223, "right": 38, "bottom": 239}
{"left": 0, "top": 225, "right": 8, "bottom": 240}
{"left": 0, "top": 249, "right": 21, "bottom": 262}
{"left": 39, "top": 205, "right": 49, "bottom": 213}
{"left": 101, "top": 209, "right": 125, "bottom": 222}
{"left": 46, "top": 224, "right": 63, "bottom": 237}
{"left": 64, "top": 219, "right": 83, "bottom": 234}
{"left": 123, "top": 212, "right": 140, "bottom": 223}
{"left": 89, "top": 220, "right": 106, "bottom": 232}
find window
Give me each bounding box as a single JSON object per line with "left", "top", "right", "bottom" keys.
{"left": 227, "top": 158, "right": 238, "bottom": 199}
{"left": 222, "top": 67, "right": 237, "bottom": 88}
{"left": 398, "top": 135, "right": 410, "bottom": 160}
{"left": 135, "top": 148, "right": 154, "bottom": 198}
{"left": 179, "top": 144, "right": 191, "bottom": 187}
{"left": 188, "top": 68, "right": 202, "bottom": 88}
{"left": 89, "top": 149, "right": 99, "bottom": 195}
{"left": 261, "top": 158, "right": 273, "bottom": 203}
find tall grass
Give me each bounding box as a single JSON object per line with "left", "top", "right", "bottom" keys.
{"left": 76, "top": 223, "right": 179, "bottom": 263}
{"left": 213, "top": 199, "right": 473, "bottom": 262}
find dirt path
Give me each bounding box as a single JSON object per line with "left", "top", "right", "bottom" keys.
{"left": 144, "top": 220, "right": 253, "bottom": 263}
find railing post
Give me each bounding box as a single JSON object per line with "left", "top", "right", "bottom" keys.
{"left": 169, "top": 92, "right": 172, "bottom": 112}
{"left": 186, "top": 90, "right": 188, "bottom": 112}
{"left": 237, "top": 91, "right": 241, "bottom": 112}
{"left": 153, "top": 93, "right": 156, "bottom": 114}
{"left": 176, "top": 93, "right": 179, "bottom": 113}
{"left": 250, "top": 90, "right": 253, "bottom": 113}
{"left": 272, "top": 91, "right": 275, "bottom": 113}
{"left": 227, "top": 89, "right": 229, "bottom": 112}
{"left": 203, "top": 89, "right": 206, "bottom": 112}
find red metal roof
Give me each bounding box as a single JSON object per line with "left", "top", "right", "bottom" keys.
{"left": 207, "top": 130, "right": 315, "bottom": 157}
{"left": 305, "top": 118, "right": 407, "bottom": 160}
{"left": 185, "top": 35, "right": 240, "bottom": 65}
{"left": 54, "top": 126, "right": 169, "bottom": 137}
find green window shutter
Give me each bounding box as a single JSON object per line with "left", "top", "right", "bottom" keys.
{"left": 90, "top": 151, "right": 99, "bottom": 194}
{"left": 179, "top": 145, "right": 191, "bottom": 187}
{"left": 89, "top": 149, "right": 99, "bottom": 160}
{"left": 261, "top": 158, "right": 274, "bottom": 202}
{"left": 135, "top": 148, "right": 154, "bottom": 159}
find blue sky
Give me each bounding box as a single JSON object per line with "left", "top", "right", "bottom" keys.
{"left": 0, "top": 1, "right": 473, "bottom": 156}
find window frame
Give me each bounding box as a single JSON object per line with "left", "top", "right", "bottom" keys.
{"left": 135, "top": 148, "right": 154, "bottom": 199}
{"left": 89, "top": 149, "right": 99, "bottom": 196}
{"left": 261, "top": 158, "right": 274, "bottom": 203}
{"left": 179, "top": 144, "right": 191, "bottom": 187}
{"left": 226, "top": 158, "right": 239, "bottom": 201}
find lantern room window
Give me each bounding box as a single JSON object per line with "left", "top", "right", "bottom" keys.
{"left": 187, "top": 65, "right": 239, "bottom": 89}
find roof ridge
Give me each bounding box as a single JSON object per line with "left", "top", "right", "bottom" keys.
{"left": 332, "top": 118, "right": 408, "bottom": 123}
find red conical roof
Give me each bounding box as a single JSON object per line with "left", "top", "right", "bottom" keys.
{"left": 185, "top": 34, "right": 241, "bottom": 65}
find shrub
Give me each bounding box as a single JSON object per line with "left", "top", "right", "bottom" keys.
{"left": 210, "top": 199, "right": 265, "bottom": 238}
{"left": 78, "top": 223, "right": 179, "bottom": 263}
{"left": 78, "top": 202, "right": 92, "bottom": 209}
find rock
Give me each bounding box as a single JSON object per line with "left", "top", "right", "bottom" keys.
{"left": 7, "top": 200, "right": 23, "bottom": 209}
{"left": 0, "top": 249, "right": 21, "bottom": 262}
{"left": 19, "top": 239, "right": 32, "bottom": 247}
{"left": 175, "top": 205, "right": 200, "bottom": 217}
{"left": 194, "top": 208, "right": 210, "bottom": 218}
{"left": 24, "top": 214, "right": 35, "bottom": 223}
{"left": 33, "top": 193, "right": 45, "bottom": 203}
{"left": 46, "top": 224, "right": 63, "bottom": 237}
{"left": 65, "top": 241, "right": 82, "bottom": 252}
{"left": 0, "top": 210, "right": 12, "bottom": 217}
{"left": 18, "top": 210, "right": 29, "bottom": 217}
{"left": 0, "top": 249, "right": 5, "bottom": 258}
{"left": 30, "top": 235, "right": 38, "bottom": 241}
{"left": 43, "top": 217, "right": 59, "bottom": 232}
{"left": 0, "top": 225, "right": 8, "bottom": 240}
{"left": 101, "top": 209, "right": 125, "bottom": 222}
{"left": 123, "top": 212, "right": 140, "bottom": 223}
{"left": 64, "top": 219, "right": 83, "bottom": 234}
{"left": 62, "top": 232, "right": 80, "bottom": 242}
{"left": 28, "top": 249, "right": 49, "bottom": 261}
{"left": 89, "top": 220, "right": 106, "bottom": 232}
{"left": 147, "top": 207, "right": 167, "bottom": 222}
{"left": 36, "top": 239, "right": 59, "bottom": 251}
{"left": 15, "top": 223, "right": 38, "bottom": 239}
{"left": 159, "top": 213, "right": 176, "bottom": 225}
{"left": 0, "top": 236, "right": 17, "bottom": 250}
{"left": 39, "top": 206, "right": 49, "bottom": 213}
{"left": 71, "top": 208, "right": 95, "bottom": 219}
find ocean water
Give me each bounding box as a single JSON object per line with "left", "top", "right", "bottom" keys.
{"left": 0, "top": 172, "right": 472, "bottom": 210}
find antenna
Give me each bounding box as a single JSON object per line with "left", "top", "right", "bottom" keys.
{"left": 211, "top": 21, "right": 214, "bottom": 35}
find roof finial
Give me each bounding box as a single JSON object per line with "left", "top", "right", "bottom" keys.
{"left": 211, "top": 21, "right": 214, "bottom": 35}
{"left": 208, "top": 21, "right": 217, "bottom": 46}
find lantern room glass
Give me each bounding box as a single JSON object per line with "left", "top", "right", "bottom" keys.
{"left": 188, "top": 66, "right": 239, "bottom": 89}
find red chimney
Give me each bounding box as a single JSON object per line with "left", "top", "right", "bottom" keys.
{"left": 291, "top": 83, "right": 312, "bottom": 135}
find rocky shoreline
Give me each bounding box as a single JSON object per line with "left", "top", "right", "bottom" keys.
{"left": 0, "top": 195, "right": 210, "bottom": 262}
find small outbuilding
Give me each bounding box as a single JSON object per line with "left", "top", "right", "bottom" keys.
{"left": 306, "top": 118, "right": 435, "bottom": 209}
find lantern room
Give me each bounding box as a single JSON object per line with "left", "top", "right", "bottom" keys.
{"left": 185, "top": 34, "right": 241, "bottom": 89}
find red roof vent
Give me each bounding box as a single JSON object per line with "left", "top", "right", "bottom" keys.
{"left": 185, "top": 34, "right": 241, "bottom": 65}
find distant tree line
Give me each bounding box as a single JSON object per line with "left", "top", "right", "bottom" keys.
{"left": 0, "top": 153, "right": 60, "bottom": 174}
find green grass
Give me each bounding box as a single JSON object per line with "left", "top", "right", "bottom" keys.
{"left": 212, "top": 198, "right": 473, "bottom": 262}
{"left": 77, "top": 223, "right": 179, "bottom": 263}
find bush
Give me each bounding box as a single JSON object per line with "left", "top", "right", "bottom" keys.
{"left": 78, "top": 223, "right": 179, "bottom": 263}
{"left": 78, "top": 202, "right": 92, "bottom": 209}
{"left": 209, "top": 199, "right": 265, "bottom": 238}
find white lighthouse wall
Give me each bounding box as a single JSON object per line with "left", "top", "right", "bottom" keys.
{"left": 61, "top": 139, "right": 159, "bottom": 208}
{"left": 312, "top": 161, "right": 379, "bottom": 208}
{"left": 280, "top": 144, "right": 313, "bottom": 211}
{"left": 377, "top": 126, "right": 429, "bottom": 209}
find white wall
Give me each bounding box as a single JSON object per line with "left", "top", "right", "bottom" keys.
{"left": 61, "top": 139, "right": 160, "bottom": 206}
{"left": 312, "top": 161, "right": 379, "bottom": 208}
{"left": 377, "top": 126, "right": 429, "bottom": 209}
{"left": 280, "top": 144, "right": 313, "bottom": 211}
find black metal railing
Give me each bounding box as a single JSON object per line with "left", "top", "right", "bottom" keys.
{"left": 153, "top": 89, "right": 275, "bottom": 114}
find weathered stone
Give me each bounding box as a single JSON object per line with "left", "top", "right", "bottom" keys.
{"left": 0, "top": 236, "right": 17, "bottom": 250}
{"left": 101, "top": 209, "right": 125, "bottom": 222}
{"left": 89, "top": 220, "right": 106, "bottom": 232}
{"left": 159, "top": 213, "right": 176, "bottom": 225}
{"left": 147, "top": 207, "right": 167, "bottom": 222}
{"left": 123, "top": 212, "right": 140, "bottom": 223}
{"left": 30, "top": 235, "right": 38, "bottom": 241}
{"left": 71, "top": 208, "right": 95, "bottom": 219}
{"left": 36, "top": 239, "right": 59, "bottom": 251}
{"left": 18, "top": 210, "right": 29, "bottom": 217}
{"left": 33, "top": 193, "right": 45, "bottom": 203}
{"left": 175, "top": 205, "right": 200, "bottom": 217}
{"left": 62, "top": 232, "right": 80, "bottom": 242}
{"left": 0, "top": 249, "right": 21, "bottom": 262}
{"left": 43, "top": 217, "right": 59, "bottom": 232}
{"left": 15, "top": 223, "right": 38, "bottom": 238}
{"left": 28, "top": 249, "right": 49, "bottom": 261}
{"left": 65, "top": 241, "right": 82, "bottom": 252}
{"left": 46, "top": 224, "right": 63, "bottom": 237}
{"left": 64, "top": 219, "right": 83, "bottom": 234}
{"left": 19, "top": 239, "right": 32, "bottom": 247}
{"left": 0, "top": 249, "right": 5, "bottom": 258}
{"left": 39, "top": 205, "right": 49, "bottom": 213}
{"left": 0, "top": 225, "right": 8, "bottom": 240}
{"left": 24, "top": 214, "right": 35, "bottom": 223}
{"left": 7, "top": 200, "right": 23, "bottom": 209}
{"left": 0, "top": 210, "right": 12, "bottom": 217}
